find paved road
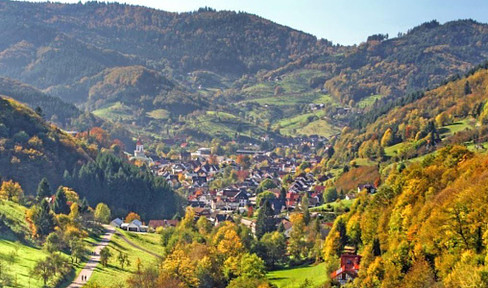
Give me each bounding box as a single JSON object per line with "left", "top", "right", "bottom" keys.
{"left": 68, "top": 225, "right": 115, "bottom": 288}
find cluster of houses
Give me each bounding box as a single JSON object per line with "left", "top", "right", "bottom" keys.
{"left": 117, "top": 139, "right": 372, "bottom": 286}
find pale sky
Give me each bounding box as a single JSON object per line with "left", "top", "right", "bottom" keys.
{"left": 22, "top": 0, "right": 488, "bottom": 45}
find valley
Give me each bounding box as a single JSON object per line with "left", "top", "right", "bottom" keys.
{"left": 0, "top": 1, "right": 488, "bottom": 288}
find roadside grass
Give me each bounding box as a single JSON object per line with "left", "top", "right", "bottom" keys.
{"left": 117, "top": 229, "right": 165, "bottom": 256}
{"left": 87, "top": 232, "right": 162, "bottom": 287}
{"left": 267, "top": 262, "right": 328, "bottom": 288}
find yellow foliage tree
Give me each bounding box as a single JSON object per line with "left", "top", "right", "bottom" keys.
{"left": 0, "top": 180, "right": 23, "bottom": 202}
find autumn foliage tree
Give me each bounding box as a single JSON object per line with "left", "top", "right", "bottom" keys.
{"left": 0, "top": 180, "right": 23, "bottom": 202}
{"left": 125, "top": 212, "right": 141, "bottom": 223}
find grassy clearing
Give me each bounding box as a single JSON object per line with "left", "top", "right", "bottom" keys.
{"left": 357, "top": 94, "right": 384, "bottom": 108}
{"left": 0, "top": 200, "right": 30, "bottom": 239}
{"left": 311, "top": 199, "right": 354, "bottom": 212}
{"left": 117, "top": 230, "right": 165, "bottom": 256}
{"left": 146, "top": 109, "right": 170, "bottom": 120}
{"left": 185, "top": 110, "right": 268, "bottom": 140}
{"left": 243, "top": 69, "right": 326, "bottom": 99}
{"left": 0, "top": 239, "right": 50, "bottom": 287}
{"left": 243, "top": 92, "right": 333, "bottom": 107}
{"left": 352, "top": 158, "right": 377, "bottom": 167}
{"left": 267, "top": 262, "right": 328, "bottom": 288}
{"left": 275, "top": 110, "right": 339, "bottom": 138}
{"left": 88, "top": 232, "right": 162, "bottom": 287}
{"left": 384, "top": 142, "right": 408, "bottom": 158}
{"left": 93, "top": 102, "right": 135, "bottom": 122}
{"left": 440, "top": 119, "right": 474, "bottom": 137}
{"left": 299, "top": 119, "right": 340, "bottom": 138}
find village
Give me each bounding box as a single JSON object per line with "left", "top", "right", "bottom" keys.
{"left": 113, "top": 136, "right": 377, "bottom": 285}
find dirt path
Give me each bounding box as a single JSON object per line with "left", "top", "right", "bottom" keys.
{"left": 114, "top": 230, "right": 163, "bottom": 259}
{"left": 67, "top": 225, "right": 115, "bottom": 288}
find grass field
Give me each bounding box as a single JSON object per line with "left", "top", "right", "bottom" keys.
{"left": 357, "top": 94, "right": 384, "bottom": 109}
{"left": 440, "top": 119, "right": 474, "bottom": 137}
{"left": 0, "top": 238, "right": 50, "bottom": 287}
{"left": 146, "top": 109, "right": 170, "bottom": 120}
{"left": 88, "top": 231, "right": 162, "bottom": 287}
{"left": 185, "top": 110, "right": 268, "bottom": 140}
{"left": 299, "top": 119, "right": 340, "bottom": 138}
{"left": 0, "top": 200, "right": 90, "bottom": 288}
{"left": 384, "top": 142, "right": 408, "bottom": 158}
{"left": 93, "top": 102, "right": 136, "bottom": 122}
{"left": 275, "top": 110, "right": 339, "bottom": 138}
{"left": 353, "top": 158, "right": 377, "bottom": 167}
{"left": 311, "top": 199, "right": 354, "bottom": 212}
{"left": 242, "top": 70, "right": 327, "bottom": 99}
{"left": 267, "top": 262, "right": 328, "bottom": 288}
{"left": 0, "top": 200, "right": 30, "bottom": 239}
{"left": 243, "top": 92, "right": 334, "bottom": 107}
{"left": 117, "top": 229, "right": 165, "bottom": 256}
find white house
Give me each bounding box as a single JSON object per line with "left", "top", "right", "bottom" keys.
{"left": 122, "top": 219, "right": 148, "bottom": 232}
{"left": 110, "top": 218, "right": 123, "bottom": 228}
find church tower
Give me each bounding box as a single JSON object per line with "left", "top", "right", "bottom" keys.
{"left": 134, "top": 139, "right": 145, "bottom": 158}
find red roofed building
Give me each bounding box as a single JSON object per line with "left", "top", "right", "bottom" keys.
{"left": 330, "top": 254, "right": 362, "bottom": 285}
{"left": 286, "top": 192, "right": 300, "bottom": 207}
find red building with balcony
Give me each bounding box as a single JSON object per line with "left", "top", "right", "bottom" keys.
{"left": 330, "top": 253, "right": 362, "bottom": 285}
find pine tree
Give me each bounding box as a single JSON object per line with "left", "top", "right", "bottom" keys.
{"left": 35, "top": 199, "right": 56, "bottom": 237}
{"left": 372, "top": 238, "right": 381, "bottom": 256}
{"left": 53, "top": 187, "right": 70, "bottom": 215}
{"left": 79, "top": 197, "right": 89, "bottom": 213}
{"left": 301, "top": 194, "right": 310, "bottom": 225}
{"left": 36, "top": 178, "right": 51, "bottom": 202}
{"left": 464, "top": 80, "right": 472, "bottom": 95}
{"left": 255, "top": 200, "right": 275, "bottom": 239}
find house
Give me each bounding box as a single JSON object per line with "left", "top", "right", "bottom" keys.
{"left": 330, "top": 253, "right": 362, "bottom": 285}
{"left": 233, "top": 191, "right": 249, "bottom": 206}
{"left": 148, "top": 219, "right": 179, "bottom": 229}
{"left": 122, "top": 220, "right": 148, "bottom": 232}
{"left": 110, "top": 218, "right": 123, "bottom": 228}
{"left": 280, "top": 219, "right": 293, "bottom": 238}
{"left": 241, "top": 218, "right": 256, "bottom": 235}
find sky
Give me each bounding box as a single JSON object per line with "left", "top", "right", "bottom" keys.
{"left": 24, "top": 0, "right": 488, "bottom": 45}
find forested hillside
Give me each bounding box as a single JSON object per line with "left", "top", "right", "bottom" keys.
{"left": 0, "top": 77, "right": 81, "bottom": 126}
{"left": 331, "top": 62, "right": 488, "bottom": 164}
{"left": 0, "top": 97, "right": 179, "bottom": 218}
{"left": 0, "top": 96, "right": 92, "bottom": 193}
{"left": 324, "top": 145, "right": 488, "bottom": 287}
{"left": 0, "top": 1, "right": 487, "bottom": 141}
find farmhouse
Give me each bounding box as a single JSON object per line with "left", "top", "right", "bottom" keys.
{"left": 120, "top": 219, "right": 148, "bottom": 232}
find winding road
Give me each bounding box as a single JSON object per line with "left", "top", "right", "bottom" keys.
{"left": 67, "top": 225, "right": 115, "bottom": 288}
{"left": 68, "top": 225, "right": 163, "bottom": 287}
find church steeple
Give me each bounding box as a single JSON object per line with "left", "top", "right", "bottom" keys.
{"left": 134, "top": 138, "right": 145, "bottom": 157}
